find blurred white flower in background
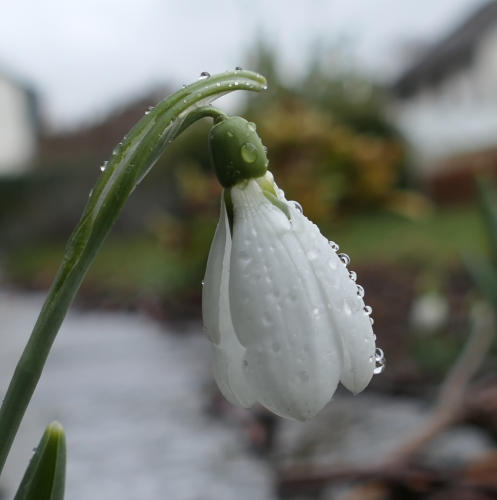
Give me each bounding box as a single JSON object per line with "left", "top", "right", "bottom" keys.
{"left": 410, "top": 291, "right": 449, "bottom": 335}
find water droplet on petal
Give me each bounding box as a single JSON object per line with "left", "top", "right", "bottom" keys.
{"left": 201, "top": 280, "right": 204, "bottom": 287}
{"left": 363, "top": 305, "right": 372, "bottom": 315}
{"left": 99, "top": 161, "right": 108, "bottom": 172}
{"left": 181, "top": 84, "right": 187, "bottom": 89}
{"left": 199, "top": 71, "right": 210, "bottom": 79}
{"left": 262, "top": 312, "right": 273, "bottom": 327}
{"left": 374, "top": 347, "right": 386, "bottom": 374}
{"left": 329, "top": 241, "right": 339, "bottom": 252}
{"left": 247, "top": 121, "right": 257, "bottom": 132}
{"left": 343, "top": 300, "right": 352, "bottom": 315}
{"left": 339, "top": 253, "right": 350, "bottom": 266}
{"left": 235, "top": 66, "right": 243, "bottom": 70}
{"left": 356, "top": 284, "right": 365, "bottom": 298}
{"left": 369, "top": 317, "right": 375, "bottom": 325}
{"left": 349, "top": 270, "right": 357, "bottom": 282}
{"left": 306, "top": 249, "right": 318, "bottom": 261}
{"left": 289, "top": 200, "right": 303, "bottom": 213}
{"left": 240, "top": 142, "right": 257, "bottom": 163}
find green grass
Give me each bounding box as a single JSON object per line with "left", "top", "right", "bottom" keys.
{"left": 5, "top": 234, "right": 209, "bottom": 299}
{"left": 4, "top": 203, "right": 488, "bottom": 299}
{"left": 325, "top": 204, "right": 487, "bottom": 268}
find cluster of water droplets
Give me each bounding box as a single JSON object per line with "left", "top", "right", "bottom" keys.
{"left": 328, "top": 240, "right": 373, "bottom": 325}
{"left": 328, "top": 235, "right": 385, "bottom": 375}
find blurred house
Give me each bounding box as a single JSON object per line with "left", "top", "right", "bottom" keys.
{"left": 0, "top": 69, "right": 38, "bottom": 174}
{"left": 39, "top": 89, "right": 168, "bottom": 163}
{"left": 392, "top": 0, "right": 497, "bottom": 187}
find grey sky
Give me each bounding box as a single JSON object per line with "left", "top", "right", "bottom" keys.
{"left": 0, "top": 0, "right": 487, "bottom": 130}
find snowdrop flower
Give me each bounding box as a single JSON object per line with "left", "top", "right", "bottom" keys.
{"left": 202, "top": 116, "right": 381, "bottom": 421}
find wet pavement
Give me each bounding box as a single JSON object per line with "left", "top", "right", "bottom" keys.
{"left": 0, "top": 289, "right": 274, "bottom": 500}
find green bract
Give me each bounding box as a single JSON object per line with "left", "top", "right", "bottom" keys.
{"left": 209, "top": 116, "right": 268, "bottom": 187}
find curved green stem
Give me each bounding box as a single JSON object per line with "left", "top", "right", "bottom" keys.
{"left": 177, "top": 106, "right": 229, "bottom": 133}
{"left": 0, "top": 70, "right": 267, "bottom": 476}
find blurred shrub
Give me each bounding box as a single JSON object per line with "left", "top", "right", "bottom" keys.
{"left": 249, "top": 97, "right": 404, "bottom": 222}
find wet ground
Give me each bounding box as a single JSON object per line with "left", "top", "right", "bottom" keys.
{"left": 0, "top": 289, "right": 273, "bottom": 500}
{"left": 1, "top": 288, "right": 494, "bottom": 500}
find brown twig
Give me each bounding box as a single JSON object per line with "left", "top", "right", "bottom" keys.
{"left": 277, "top": 302, "right": 496, "bottom": 495}
{"left": 388, "top": 302, "right": 495, "bottom": 463}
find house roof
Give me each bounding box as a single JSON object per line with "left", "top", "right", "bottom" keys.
{"left": 393, "top": 0, "right": 497, "bottom": 98}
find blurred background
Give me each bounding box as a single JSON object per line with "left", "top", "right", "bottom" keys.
{"left": 1, "top": 0, "right": 497, "bottom": 499}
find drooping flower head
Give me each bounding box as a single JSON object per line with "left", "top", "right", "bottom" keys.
{"left": 202, "top": 116, "right": 383, "bottom": 421}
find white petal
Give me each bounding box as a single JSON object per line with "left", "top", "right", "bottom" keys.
{"left": 202, "top": 194, "right": 231, "bottom": 345}
{"left": 202, "top": 194, "right": 255, "bottom": 407}
{"left": 211, "top": 331, "right": 255, "bottom": 408}
{"left": 229, "top": 180, "right": 341, "bottom": 420}
{"left": 288, "top": 204, "right": 376, "bottom": 394}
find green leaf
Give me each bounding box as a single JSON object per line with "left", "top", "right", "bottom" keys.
{"left": 475, "top": 176, "right": 497, "bottom": 260}
{"left": 463, "top": 253, "right": 497, "bottom": 310}
{"left": 14, "top": 422, "right": 66, "bottom": 500}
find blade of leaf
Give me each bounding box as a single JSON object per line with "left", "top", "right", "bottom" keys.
{"left": 463, "top": 253, "right": 497, "bottom": 310}
{"left": 475, "top": 176, "right": 497, "bottom": 261}
{"left": 0, "top": 70, "right": 267, "bottom": 477}
{"left": 14, "top": 422, "right": 66, "bottom": 500}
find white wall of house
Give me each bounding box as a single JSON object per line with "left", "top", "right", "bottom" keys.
{"left": 0, "top": 75, "right": 37, "bottom": 174}
{"left": 392, "top": 23, "right": 497, "bottom": 176}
